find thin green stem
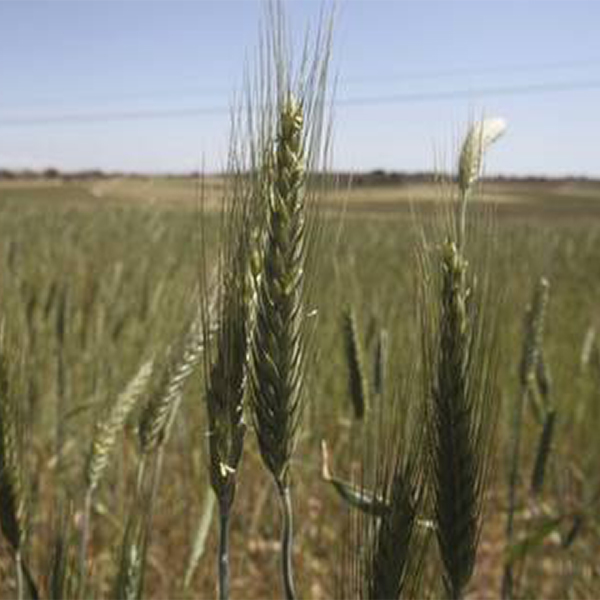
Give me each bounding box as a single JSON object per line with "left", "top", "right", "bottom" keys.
{"left": 278, "top": 484, "right": 296, "bottom": 600}
{"left": 451, "top": 580, "right": 464, "bottom": 600}
{"left": 502, "top": 388, "right": 528, "bottom": 600}
{"left": 15, "top": 550, "right": 23, "bottom": 600}
{"left": 457, "top": 189, "right": 469, "bottom": 251}
{"left": 135, "top": 454, "right": 147, "bottom": 499}
{"left": 77, "top": 489, "right": 93, "bottom": 599}
{"left": 218, "top": 505, "right": 231, "bottom": 600}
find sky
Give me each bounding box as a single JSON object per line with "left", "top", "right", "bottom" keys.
{"left": 0, "top": 0, "right": 599, "bottom": 177}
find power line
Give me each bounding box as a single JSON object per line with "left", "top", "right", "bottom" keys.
{"left": 0, "top": 78, "right": 599, "bottom": 127}
{"left": 337, "top": 79, "right": 600, "bottom": 107}
{"left": 0, "top": 57, "right": 598, "bottom": 110}
{"left": 342, "top": 58, "right": 600, "bottom": 85}
{"left": 0, "top": 105, "right": 229, "bottom": 126}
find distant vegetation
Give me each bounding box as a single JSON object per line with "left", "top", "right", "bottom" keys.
{"left": 2, "top": 167, "right": 599, "bottom": 186}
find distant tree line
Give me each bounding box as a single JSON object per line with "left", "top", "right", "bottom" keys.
{"left": 0, "top": 167, "right": 597, "bottom": 185}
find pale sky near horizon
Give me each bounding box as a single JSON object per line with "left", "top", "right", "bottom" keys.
{"left": 0, "top": 1, "right": 599, "bottom": 177}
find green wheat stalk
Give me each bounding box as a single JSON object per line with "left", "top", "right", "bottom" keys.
{"left": 420, "top": 119, "right": 504, "bottom": 600}
{"left": 112, "top": 509, "right": 149, "bottom": 600}
{"left": 201, "top": 163, "right": 255, "bottom": 600}
{"left": 250, "top": 95, "right": 307, "bottom": 600}
{"left": 248, "top": 6, "right": 333, "bottom": 595}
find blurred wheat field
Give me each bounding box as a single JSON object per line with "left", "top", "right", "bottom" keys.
{"left": 1, "top": 176, "right": 599, "bottom": 599}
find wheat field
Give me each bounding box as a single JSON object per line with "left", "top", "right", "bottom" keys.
{"left": 0, "top": 171, "right": 599, "bottom": 599}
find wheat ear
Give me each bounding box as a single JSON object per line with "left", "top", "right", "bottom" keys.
{"left": 86, "top": 358, "right": 154, "bottom": 492}
{"left": 502, "top": 277, "right": 549, "bottom": 600}
{"left": 364, "top": 397, "right": 426, "bottom": 600}
{"left": 138, "top": 302, "right": 205, "bottom": 454}
{"left": 250, "top": 96, "right": 307, "bottom": 600}
{"left": 336, "top": 360, "right": 428, "bottom": 600}
{"left": 457, "top": 117, "right": 506, "bottom": 247}
{"left": 0, "top": 344, "right": 25, "bottom": 555}
{"left": 247, "top": 5, "right": 333, "bottom": 597}
{"left": 202, "top": 166, "right": 254, "bottom": 600}
{"left": 0, "top": 329, "right": 39, "bottom": 600}
{"left": 365, "top": 458, "right": 423, "bottom": 600}
{"left": 78, "top": 358, "right": 153, "bottom": 595}
{"left": 429, "top": 241, "right": 480, "bottom": 599}
{"left": 417, "top": 118, "right": 505, "bottom": 599}
{"left": 421, "top": 237, "right": 499, "bottom": 600}
{"left": 342, "top": 306, "right": 369, "bottom": 420}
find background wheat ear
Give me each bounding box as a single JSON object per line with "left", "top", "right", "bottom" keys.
{"left": 342, "top": 305, "right": 369, "bottom": 420}
{"left": 119, "top": 296, "right": 208, "bottom": 599}
{"left": 456, "top": 117, "right": 506, "bottom": 247}
{"left": 502, "top": 276, "right": 551, "bottom": 600}
{"left": 0, "top": 334, "right": 26, "bottom": 555}
{"left": 458, "top": 117, "right": 507, "bottom": 196}
{"left": 360, "top": 377, "right": 428, "bottom": 600}
{"left": 77, "top": 357, "right": 153, "bottom": 596}
{"left": 138, "top": 299, "right": 205, "bottom": 455}
{"left": 0, "top": 326, "right": 40, "bottom": 600}
{"left": 85, "top": 357, "right": 154, "bottom": 493}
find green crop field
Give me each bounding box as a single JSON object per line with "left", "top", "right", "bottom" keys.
{"left": 1, "top": 174, "right": 599, "bottom": 599}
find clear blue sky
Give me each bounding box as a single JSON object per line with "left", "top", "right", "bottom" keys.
{"left": 1, "top": 1, "right": 599, "bottom": 176}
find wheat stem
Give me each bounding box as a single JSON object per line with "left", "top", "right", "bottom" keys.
{"left": 113, "top": 505, "right": 147, "bottom": 600}
{"left": 501, "top": 386, "right": 527, "bottom": 600}
{"left": 184, "top": 488, "right": 216, "bottom": 589}
{"left": 77, "top": 489, "right": 93, "bottom": 599}
{"left": 134, "top": 447, "right": 165, "bottom": 598}
{"left": 278, "top": 484, "right": 296, "bottom": 600}
{"left": 15, "top": 550, "right": 23, "bottom": 600}
{"left": 249, "top": 94, "right": 307, "bottom": 599}
{"left": 457, "top": 189, "right": 469, "bottom": 251}
{"left": 218, "top": 506, "right": 231, "bottom": 600}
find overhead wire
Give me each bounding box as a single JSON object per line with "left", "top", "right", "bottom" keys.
{"left": 1, "top": 56, "right": 598, "bottom": 109}
{"left": 0, "top": 77, "right": 598, "bottom": 127}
